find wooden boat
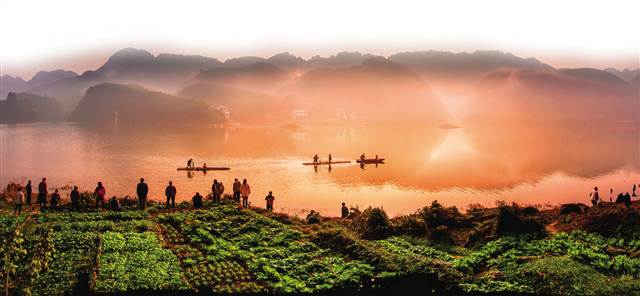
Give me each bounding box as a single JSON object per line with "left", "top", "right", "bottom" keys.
{"left": 302, "top": 160, "right": 351, "bottom": 166}
{"left": 356, "top": 158, "right": 385, "bottom": 164}
{"left": 177, "top": 167, "right": 230, "bottom": 171}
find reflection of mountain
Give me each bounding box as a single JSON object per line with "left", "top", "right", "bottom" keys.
{"left": 466, "top": 68, "right": 638, "bottom": 124}
{"left": 70, "top": 83, "right": 224, "bottom": 126}
{"left": 0, "top": 92, "right": 65, "bottom": 123}
{"left": 293, "top": 57, "right": 451, "bottom": 124}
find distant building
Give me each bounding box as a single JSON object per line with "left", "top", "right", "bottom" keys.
{"left": 292, "top": 109, "right": 308, "bottom": 120}
{"left": 215, "top": 105, "right": 231, "bottom": 120}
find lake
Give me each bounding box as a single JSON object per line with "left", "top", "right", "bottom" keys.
{"left": 1, "top": 122, "right": 638, "bottom": 217}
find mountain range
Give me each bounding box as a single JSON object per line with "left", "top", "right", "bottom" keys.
{"left": 1, "top": 48, "right": 638, "bottom": 126}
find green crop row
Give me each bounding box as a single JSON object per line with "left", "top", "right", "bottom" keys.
{"left": 158, "top": 206, "right": 376, "bottom": 293}
{"left": 95, "top": 231, "right": 189, "bottom": 293}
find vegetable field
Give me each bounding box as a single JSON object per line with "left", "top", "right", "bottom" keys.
{"left": 2, "top": 202, "right": 640, "bottom": 295}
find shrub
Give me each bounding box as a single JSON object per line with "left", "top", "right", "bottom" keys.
{"left": 420, "top": 200, "right": 467, "bottom": 231}
{"left": 391, "top": 214, "right": 427, "bottom": 236}
{"left": 491, "top": 202, "right": 545, "bottom": 237}
{"left": 305, "top": 210, "right": 322, "bottom": 224}
{"left": 351, "top": 207, "right": 391, "bottom": 240}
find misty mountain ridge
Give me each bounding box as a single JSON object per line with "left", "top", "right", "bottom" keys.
{"left": 291, "top": 56, "right": 451, "bottom": 124}
{"left": 1, "top": 70, "right": 79, "bottom": 99}
{"left": 467, "top": 68, "right": 638, "bottom": 125}
{"left": 26, "top": 70, "right": 78, "bottom": 89}
{"left": 604, "top": 68, "right": 640, "bottom": 81}
{"left": 3, "top": 47, "right": 638, "bottom": 126}
{"left": 0, "top": 92, "right": 65, "bottom": 123}
{"left": 70, "top": 83, "right": 224, "bottom": 126}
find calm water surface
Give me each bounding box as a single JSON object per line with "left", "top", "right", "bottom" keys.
{"left": 1, "top": 122, "right": 638, "bottom": 217}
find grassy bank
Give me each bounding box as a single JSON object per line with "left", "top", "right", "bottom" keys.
{"left": 1, "top": 199, "right": 640, "bottom": 295}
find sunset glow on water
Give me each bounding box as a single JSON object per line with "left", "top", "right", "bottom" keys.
{"left": 2, "top": 122, "right": 637, "bottom": 216}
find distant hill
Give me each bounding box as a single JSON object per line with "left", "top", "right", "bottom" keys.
{"left": 267, "top": 52, "right": 306, "bottom": 70}
{"left": 0, "top": 92, "right": 65, "bottom": 123}
{"left": 292, "top": 57, "right": 450, "bottom": 124}
{"left": 630, "top": 74, "right": 640, "bottom": 86}
{"left": 70, "top": 83, "right": 224, "bottom": 126}
{"left": 222, "top": 52, "right": 377, "bottom": 70}
{"left": 179, "top": 83, "right": 292, "bottom": 124}
{"left": 389, "top": 50, "right": 554, "bottom": 81}
{"left": 191, "top": 62, "right": 291, "bottom": 93}
{"left": 466, "top": 68, "right": 638, "bottom": 124}
{"left": 25, "top": 69, "right": 78, "bottom": 89}
{"left": 307, "top": 52, "right": 379, "bottom": 68}
{"left": 0, "top": 75, "right": 27, "bottom": 98}
{"left": 29, "top": 48, "right": 223, "bottom": 112}
{"left": 604, "top": 68, "right": 639, "bottom": 81}
{"left": 559, "top": 68, "right": 632, "bottom": 89}
{"left": 222, "top": 56, "right": 268, "bottom": 67}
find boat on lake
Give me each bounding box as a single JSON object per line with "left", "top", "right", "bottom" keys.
{"left": 356, "top": 158, "right": 385, "bottom": 164}
{"left": 302, "top": 160, "right": 351, "bottom": 166}
{"left": 177, "top": 167, "right": 230, "bottom": 171}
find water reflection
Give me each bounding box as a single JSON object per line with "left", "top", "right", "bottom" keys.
{"left": 0, "top": 122, "right": 638, "bottom": 216}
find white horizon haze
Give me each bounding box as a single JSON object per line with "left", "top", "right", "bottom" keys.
{"left": 1, "top": 0, "right": 639, "bottom": 79}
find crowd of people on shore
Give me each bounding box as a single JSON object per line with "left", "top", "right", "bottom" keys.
{"left": 5, "top": 177, "right": 273, "bottom": 215}
{"left": 6, "top": 177, "right": 354, "bottom": 219}
{"left": 589, "top": 184, "right": 639, "bottom": 208}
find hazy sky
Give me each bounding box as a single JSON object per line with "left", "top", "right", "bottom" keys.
{"left": 1, "top": 0, "right": 638, "bottom": 79}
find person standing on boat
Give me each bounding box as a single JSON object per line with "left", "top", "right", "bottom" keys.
{"left": 590, "top": 187, "right": 600, "bottom": 206}
{"left": 233, "top": 178, "right": 242, "bottom": 203}
{"left": 14, "top": 186, "right": 24, "bottom": 215}
{"left": 137, "top": 178, "right": 149, "bottom": 210}
{"left": 37, "top": 178, "right": 48, "bottom": 209}
{"left": 165, "top": 181, "right": 177, "bottom": 208}
{"left": 328, "top": 154, "right": 332, "bottom": 164}
{"left": 265, "top": 191, "right": 275, "bottom": 211}
{"left": 341, "top": 202, "right": 349, "bottom": 219}
{"left": 240, "top": 179, "right": 251, "bottom": 208}
{"left": 94, "top": 182, "right": 106, "bottom": 209}
{"left": 187, "top": 158, "right": 193, "bottom": 169}
{"left": 70, "top": 186, "right": 80, "bottom": 211}
{"left": 26, "top": 180, "right": 32, "bottom": 207}
{"left": 313, "top": 154, "right": 320, "bottom": 164}
{"left": 360, "top": 153, "right": 366, "bottom": 161}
